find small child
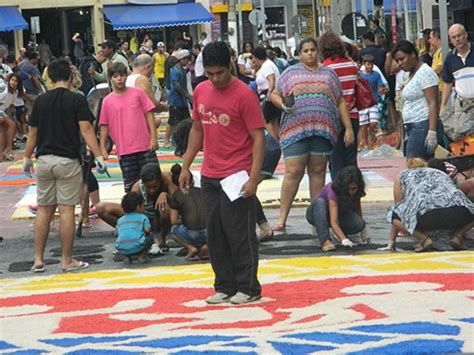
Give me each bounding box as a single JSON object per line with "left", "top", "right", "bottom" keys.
{"left": 169, "top": 164, "right": 208, "bottom": 261}
{"left": 359, "top": 55, "right": 389, "bottom": 150}
{"left": 306, "top": 166, "right": 369, "bottom": 251}
{"left": 115, "top": 191, "right": 154, "bottom": 263}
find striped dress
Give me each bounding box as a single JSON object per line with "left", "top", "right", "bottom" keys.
{"left": 276, "top": 64, "right": 343, "bottom": 149}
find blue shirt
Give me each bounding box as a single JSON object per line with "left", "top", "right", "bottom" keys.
{"left": 167, "top": 65, "right": 188, "bottom": 107}
{"left": 359, "top": 70, "right": 385, "bottom": 102}
{"left": 115, "top": 212, "right": 151, "bottom": 255}
{"left": 442, "top": 42, "right": 474, "bottom": 98}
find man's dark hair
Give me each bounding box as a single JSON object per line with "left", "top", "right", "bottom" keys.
{"left": 372, "top": 18, "right": 380, "bottom": 27}
{"left": 362, "top": 54, "right": 375, "bottom": 63}
{"left": 121, "top": 191, "right": 144, "bottom": 213}
{"left": 193, "top": 44, "right": 201, "bottom": 51}
{"left": 202, "top": 41, "right": 231, "bottom": 68}
{"left": 362, "top": 31, "right": 375, "bottom": 43}
{"left": 252, "top": 46, "right": 267, "bottom": 60}
{"left": 28, "top": 52, "right": 39, "bottom": 61}
{"left": 140, "top": 163, "right": 162, "bottom": 184}
{"left": 101, "top": 40, "right": 116, "bottom": 50}
{"left": 431, "top": 27, "right": 441, "bottom": 39}
{"left": 108, "top": 62, "right": 128, "bottom": 78}
{"left": 391, "top": 40, "right": 418, "bottom": 59}
{"left": 47, "top": 59, "right": 72, "bottom": 83}
{"left": 6, "top": 55, "right": 16, "bottom": 65}
{"left": 174, "top": 40, "right": 187, "bottom": 51}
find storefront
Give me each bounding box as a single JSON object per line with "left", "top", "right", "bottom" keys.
{"left": 0, "top": 0, "right": 213, "bottom": 58}
{"left": 0, "top": 6, "right": 29, "bottom": 57}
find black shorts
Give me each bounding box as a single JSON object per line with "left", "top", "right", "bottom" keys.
{"left": 119, "top": 151, "right": 159, "bottom": 193}
{"left": 262, "top": 100, "right": 282, "bottom": 123}
{"left": 168, "top": 106, "right": 190, "bottom": 126}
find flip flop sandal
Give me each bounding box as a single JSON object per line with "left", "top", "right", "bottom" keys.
{"left": 31, "top": 264, "right": 47, "bottom": 273}
{"left": 272, "top": 224, "right": 286, "bottom": 232}
{"left": 322, "top": 243, "right": 336, "bottom": 252}
{"left": 185, "top": 255, "right": 200, "bottom": 262}
{"left": 450, "top": 235, "right": 467, "bottom": 250}
{"left": 62, "top": 261, "right": 89, "bottom": 272}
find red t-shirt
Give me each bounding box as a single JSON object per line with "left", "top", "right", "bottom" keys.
{"left": 192, "top": 78, "right": 265, "bottom": 178}
{"left": 323, "top": 57, "right": 359, "bottom": 120}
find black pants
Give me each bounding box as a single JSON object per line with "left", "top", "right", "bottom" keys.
{"left": 417, "top": 206, "right": 473, "bottom": 231}
{"left": 201, "top": 176, "right": 261, "bottom": 296}
{"left": 256, "top": 197, "right": 266, "bottom": 225}
{"left": 329, "top": 119, "right": 359, "bottom": 181}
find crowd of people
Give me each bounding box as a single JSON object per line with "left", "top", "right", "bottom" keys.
{"left": 0, "top": 22, "right": 473, "bottom": 304}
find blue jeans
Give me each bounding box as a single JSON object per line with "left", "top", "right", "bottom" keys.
{"left": 171, "top": 224, "right": 207, "bottom": 247}
{"left": 306, "top": 198, "right": 366, "bottom": 244}
{"left": 403, "top": 120, "right": 444, "bottom": 160}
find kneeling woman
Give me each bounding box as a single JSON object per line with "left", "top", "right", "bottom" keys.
{"left": 386, "top": 159, "right": 474, "bottom": 252}
{"left": 96, "top": 163, "right": 176, "bottom": 252}
{"left": 306, "top": 166, "right": 368, "bottom": 251}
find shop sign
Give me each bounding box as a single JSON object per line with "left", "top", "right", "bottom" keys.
{"left": 31, "top": 16, "right": 40, "bottom": 34}
{"left": 128, "top": 0, "right": 177, "bottom": 4}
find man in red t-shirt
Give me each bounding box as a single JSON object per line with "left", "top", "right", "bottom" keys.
{"left": 179, "top": 42, "right": 265, "bottom": 305}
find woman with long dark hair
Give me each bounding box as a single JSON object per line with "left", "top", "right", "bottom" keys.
{"left": 306, "top": 166, "right": 368, "bottom": 251}
{"left": 0, "top": 73, "right": 22, "bottom": 161}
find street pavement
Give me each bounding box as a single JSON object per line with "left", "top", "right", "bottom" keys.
{"left": 1, "top": 153, "right": 473, "bottom": 353}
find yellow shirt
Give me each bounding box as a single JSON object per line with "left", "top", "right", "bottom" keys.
{"left": 432, "top": 48, "right": 444, "bottom": 92}
{"left": 153, "top": 52, "right": 167, "bottom": 79}
{"left": 130, "top": 36, "right": 139, "bottom": 54}
{"left": 42, "top": 67, "right": 54, "bottom": 91}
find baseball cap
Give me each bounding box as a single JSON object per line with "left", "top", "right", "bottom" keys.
{"left": 72, "top": 33, "right": 80, "bottom": 40}
{"left": 175, "top": 49, "right": 190, "bottom": 61}
{"left": 101, "top": 39, "right": 117, "bottom": 49}
{"left": 157, "top": 42, "right": 165, "bottom": 48}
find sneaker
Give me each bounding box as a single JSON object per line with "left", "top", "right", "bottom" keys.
{"left": 28, "top": 204, "right": 38, "bottom": 215}
{"left": 205, "top": 292, "right": 231, "bottom": 304}
{"left": 229, "top": 292, "right": 262, "bottom": 305}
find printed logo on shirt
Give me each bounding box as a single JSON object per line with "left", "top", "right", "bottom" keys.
{"left": 198, "top": 103, "right": 231, "bottom": 127}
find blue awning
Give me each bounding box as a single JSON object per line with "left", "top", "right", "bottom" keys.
{"left": 103, "top": 3, "right": 214, "bottom": 30}
{"left": 355, "top": 0, "right": 417, "bottom": 15}
{"left": 0, "top": 6, "right": 28, "bottom": 32}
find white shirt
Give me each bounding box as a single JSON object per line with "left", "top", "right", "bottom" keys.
{"left": 255, "top": 59, "right": 280, "bottom": 94}
{"left": 0, "top": 87, "right": 17, "bottom": 112}
{"left": 237, "top": 54, "right": 253, "bottom": 78}
{"left": 402, "top": 63, "right": 439, "bottom": 124}
{"left": 195, "top": 52, "right": 204, "bottom": 77}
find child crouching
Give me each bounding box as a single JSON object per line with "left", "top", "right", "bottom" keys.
{"left": 115, "top": 191, "right": 154, "bottom": 263}
{"left": 170, "top": 164, "right": 208, "bottom": 261}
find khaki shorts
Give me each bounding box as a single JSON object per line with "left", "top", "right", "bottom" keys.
{"left": 24, "top": 93, "right": 39, "bottom": 117}
{"left": 36, "top": 155, "right": 82, "bottom": 206}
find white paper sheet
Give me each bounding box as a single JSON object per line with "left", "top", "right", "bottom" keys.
{"left": 220, "top": 170, "right": 249, "bottom": 202}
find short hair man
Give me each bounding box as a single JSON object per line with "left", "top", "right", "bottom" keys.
{"left": 429, "top": 28, "right": 444, "bottom": 94}
{"left": 127, "top": 54, "right": 168, "bottom": 118}
{"left": 179, "top": 42, "right": 265, "bottom": 305}
{"left": 164, "top": 49, "right": 192, "bottom": 148}
{"left": 441, "top": 23, "right": 474, "bottom": 127}
{"left": 89, "top": 40, "right": 130, "bottom": 83}
{"left": 20, "top": 52, "right": 43, "bottom": 117}
{"left": 360, "top": 31, "right": 387, "bottom": 78}
{"left": 23, "top": 59, "right": 107, "bottom": 273}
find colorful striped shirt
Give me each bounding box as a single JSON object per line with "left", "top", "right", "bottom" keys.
{"left": 276, "top": 64, "right": 343, "bottom": 149}
{"left": 323, "top": 57, "right": 359, "bottom": 120}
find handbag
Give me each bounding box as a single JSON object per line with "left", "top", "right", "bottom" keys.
{"left": 441, "top": 94, "right": 474, "bottom": 141}
{"left": 355, "top": 76, "right": 376, "bottom": 110}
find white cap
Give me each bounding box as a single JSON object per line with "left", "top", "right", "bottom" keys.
{"left": 157, "top": 41, "right": 165, "bottom": 48}
{"left": 175, "top": 49, "right": 190, "bottom": 61}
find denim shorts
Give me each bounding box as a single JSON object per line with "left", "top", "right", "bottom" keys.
{"left": 171, "top": 224, "right": 207, "bottom": 247}
{"left": 282, "top": 136, "right": 332, "bottom": 160}
{"left": 261, "top": 134, "right": 282, "bottom": 177}
{"left": 403, "top": 120, "right": 444, "bottom": 160}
